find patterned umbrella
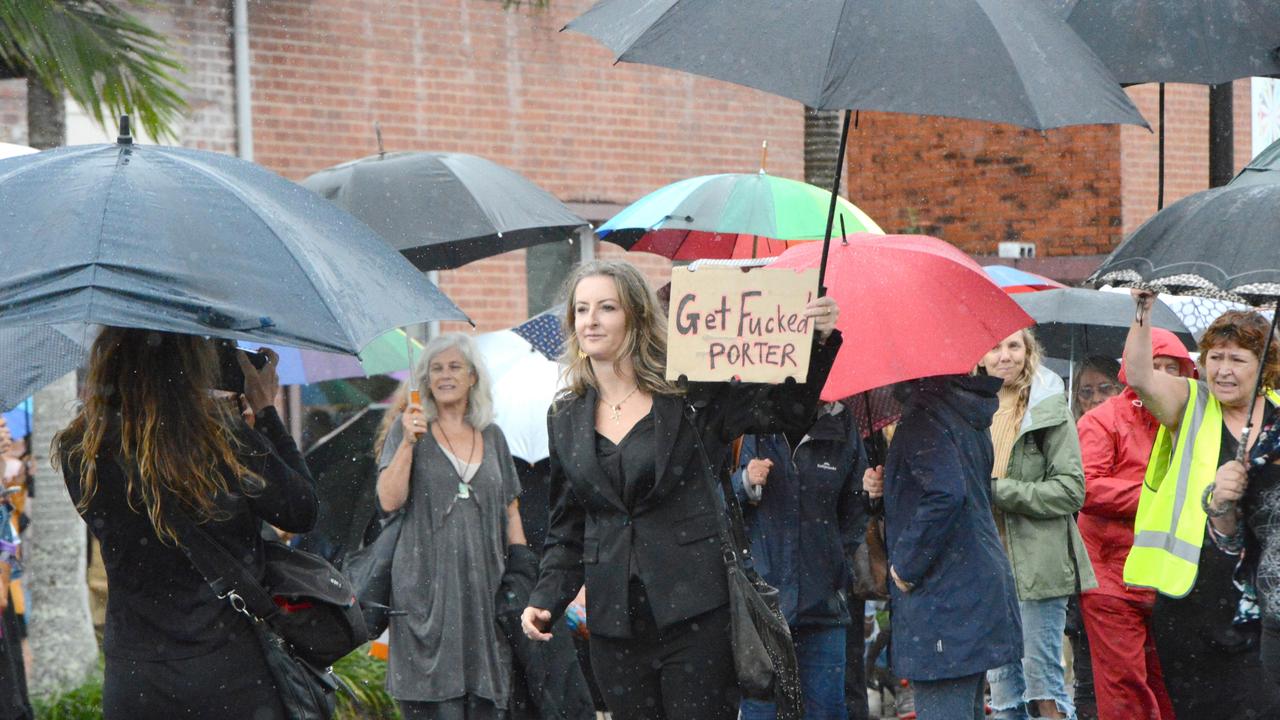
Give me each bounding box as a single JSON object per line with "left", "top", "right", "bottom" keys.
{"left": 598, "top": 172, "right": 882, "bottom": 260}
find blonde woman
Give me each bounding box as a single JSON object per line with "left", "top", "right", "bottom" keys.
{"left": 377, "top": 333, "right": 527, "bottom": 720}
{"left": 520, "top": 260, "right": 842, "bottom": 720}
{"left": 979, "top": 329, "right": 1095, "bottom": 720}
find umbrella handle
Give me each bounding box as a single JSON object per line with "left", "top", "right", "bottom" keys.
{"left": 817, "top": 110, "right": 854, "bottom": 297}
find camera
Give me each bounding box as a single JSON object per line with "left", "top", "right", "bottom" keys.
{"left": 213, "top": 339, "right": 269, "bottom": 393}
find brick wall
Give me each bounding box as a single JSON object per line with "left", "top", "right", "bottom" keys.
{"left": 1120, "top": 81, "right": 1253, "bottom": 236}
{"left": 843, "top": 81, "right": 1255, "bottom": 267}
{"left": 243, "top": 0, "right": 799, "bottom": 331}
{"left": 843, "top": 113, "right": 1122, "bottom": 257}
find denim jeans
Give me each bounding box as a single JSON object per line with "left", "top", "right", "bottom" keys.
{"left": 912, "top": 673, "right": 985, "bottom": 720}
{"left": 741, "top": 625, "right": 848, "bottom": 720}
{"left": 987, "top": 596, "right": 1075, "bottom": 720}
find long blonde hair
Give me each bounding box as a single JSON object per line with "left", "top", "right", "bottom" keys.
{"left": 54, "top": 328, "right": 259, "bottom": 546}
{"left": 558, "top": 260, "right": 680, "bottom": 398}
{"left": 976, "top": 327, "right": 1044, "bottom": 412}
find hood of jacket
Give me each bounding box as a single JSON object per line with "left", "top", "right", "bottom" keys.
{"left": 904, "top": 374, "right": 1003, "bottom": 431}
{"left": 1117, "top": 327, "right": 1197, "bottom": 385}
{"left": 1021, "top": 365, "right": 1070, "bottom": 435}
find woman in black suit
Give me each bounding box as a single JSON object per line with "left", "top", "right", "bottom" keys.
{"left": 521, "top": 260, "right": 842, "bottom": 720}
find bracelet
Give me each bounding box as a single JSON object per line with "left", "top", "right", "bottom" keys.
{"left": 1201, "top": 484, "right": 1238, "bottom": 518}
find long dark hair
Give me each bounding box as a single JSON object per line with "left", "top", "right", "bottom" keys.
{"left": 54, "top": 328, "right": 259, "bottom": 545}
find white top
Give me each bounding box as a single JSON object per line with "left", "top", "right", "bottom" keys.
{"left": 440, "top": 446, "right": 480, "bottom": 485}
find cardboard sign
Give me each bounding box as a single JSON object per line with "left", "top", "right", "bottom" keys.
{"left": 666, "top": 265, "right": 818, "bottom": 383}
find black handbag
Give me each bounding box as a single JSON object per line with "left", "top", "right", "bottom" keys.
{"left": 169, "top": 510, "right": 365, "bottom": 719}
{"left": 687, "top": 405, "right": 803, "bottom": 719}
{"left": 341, "top": 510, "right": 405, "bottom": 638}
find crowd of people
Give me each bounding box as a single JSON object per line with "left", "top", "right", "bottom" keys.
{"left": 22, "top": 256, "right": 1280, "bottom": 720}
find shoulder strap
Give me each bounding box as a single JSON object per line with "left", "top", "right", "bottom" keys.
{"left": 166, "top": 506, "right": 280, "bottom": 623}
{"left": 683, "top": 403, "right": 752, "bottom": 562}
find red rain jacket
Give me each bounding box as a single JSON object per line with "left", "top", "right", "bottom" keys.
{"left": 1076, "top": 329, "right": 1195, "bottom": 604}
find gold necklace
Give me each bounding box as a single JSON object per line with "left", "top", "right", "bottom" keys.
{"left": 600, "top": 386, "right": 639, "bottom": 422}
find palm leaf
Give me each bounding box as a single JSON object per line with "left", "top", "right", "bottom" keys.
{"left": 0, "top": 0, "right": 187, "bottom": 141}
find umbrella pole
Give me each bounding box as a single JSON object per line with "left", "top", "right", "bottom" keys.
{"left": 817, "top": 110, "right": 854, "bottom": 297}
{"left": 1157, "top": 83, "right": 1166, "bottom": 211}
{"left": 405, "top": 328, "right": 420, "bottom": 407}
{"left": 1235, "top": 305, "right": 1280, "bottom": 463}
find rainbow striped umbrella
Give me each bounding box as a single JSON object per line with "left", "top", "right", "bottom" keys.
{"left": 598, "top": 172, "right": 882, "bottom": 260}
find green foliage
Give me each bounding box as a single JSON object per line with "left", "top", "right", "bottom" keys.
{"left": 32, "top": 657, "right": 103, "bottom": 720}
{"left": 0, "top": 0, "right": 187, "bottom": 141}
{"left": 333, "top": 648, "right": 401, "bottom": 720}
{"left": 33, "top": 649, "right": 402, "bottom": 720}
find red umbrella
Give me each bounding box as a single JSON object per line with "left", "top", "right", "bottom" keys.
{"left": 771, "top": 233, "right": 1034, "bottom": 401}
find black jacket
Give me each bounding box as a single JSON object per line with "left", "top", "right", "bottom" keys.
{"left": 529, "top": 333, "right": 842, "bottom": 639}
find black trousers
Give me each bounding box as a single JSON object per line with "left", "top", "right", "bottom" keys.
{"left": 588, "top": 584, "right": 737, "bottom": 720}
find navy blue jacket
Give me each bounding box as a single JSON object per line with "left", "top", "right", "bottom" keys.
{"left": 733, "top": 404, "right": 868, "bottom": 625}
{"left": 884, "top": 376, "right": 1022, "bottom": 682}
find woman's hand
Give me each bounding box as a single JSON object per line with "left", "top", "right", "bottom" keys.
{"left": 239, "top": 348, "right": 280, "bottom": 413}
{"left": 863, "top": 465, "right": 884, "bottom": 499}
{"left": 746, "top": 458, "right": 773, "bottom": 488}
{"left": 1212, "top": 460, "right": 1248, "bottom": 510}
{"left": 890, "top": 566, "right": 913, "bottom": 594}
{"left": 1131, "top": 288, "right": 1156, "bottom": 326}
{"left": 401, "top": 402, "right": 427, "bottom": 445}
{"left": 806, "top": 296, "right": 841, "bottom": 341}
{"left": 521, "top": 606, "right": 553, "bottom": 641}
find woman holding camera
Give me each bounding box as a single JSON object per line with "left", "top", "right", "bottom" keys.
{"left": 520, "top": 259, "right": 842, "bottom": 720}
{"left": 56, "top": 328, "right": 317, "bottom": 719}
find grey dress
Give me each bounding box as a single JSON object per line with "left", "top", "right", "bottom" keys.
{"left": 379, "top": 419, "right": 522, "bottom": 707}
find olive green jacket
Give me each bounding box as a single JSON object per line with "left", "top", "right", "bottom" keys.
{"left": 992, "top": 367, "right": 1098, "bottom": 601}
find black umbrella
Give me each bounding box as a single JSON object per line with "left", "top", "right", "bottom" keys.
{"left": 1012, "top": 288, "right": 1194, "bottom": 360}
{"left": 1230, "top": 135, "right": 1280, "bottom": 187}
{"left": 0, "top": 324, "right": 92, "bottom": 413}
{"left": 1088, "top": 182, "right": 1280, "bottom": 303}
{"left": 1061, "top": 0, "right": 1280, "bottom": 86}
{"left": 303, "top": 151, "right": 589, "bottom": 271}
{"left": 0, "top": 120, "right": 467, "bottom": 354}
{"left": 1087, "top": 181, "right": 1280, "bottom": 470}
{"left": 1061, "top": 0, "right": 1280, "bottom": 208}
{"left": 567, "top": 0, "right": 1145, "bottom": 291}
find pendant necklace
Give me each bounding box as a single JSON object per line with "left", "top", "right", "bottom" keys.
{"left": 601, "top": 386, "right": 639, "bottom": 423}
{"left": 438, "top": 422, "right": 478, "bottom": 499}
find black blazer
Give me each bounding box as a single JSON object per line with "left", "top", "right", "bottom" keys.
{"left": 529, "top": 332, "right": 843, "bottom": 639}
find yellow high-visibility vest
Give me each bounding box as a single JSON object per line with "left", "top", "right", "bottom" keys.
{"left": 1124, "top": 379, "right": 1280, "bottom": 597}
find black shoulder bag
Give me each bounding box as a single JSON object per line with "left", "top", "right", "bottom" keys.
{"left": 686, "top": 404, "right": 804, "bottom": 720}
{"left": 169, "top": 509, "right": 367, "bottom": 720}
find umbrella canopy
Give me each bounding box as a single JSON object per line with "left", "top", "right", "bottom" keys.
{"left": 1013, "top": 288, "right": 1194, "bottom": 359}
{"left": 1231, "top": 135, "right": 1280, "bottom": 188}
{"left": 598, "top": 172, "right": 883, "bottom": 259}
{"left": 256, "top": 329, "right": 424, "bottom": 386}
{"left": 0, "top": 324, "right": 92, "bottom": 413}
{"left": 983, "top": 265, "right": 1067, "bottom": 293}
{"left": 511, "top": 306, "right": 565, "bottom": 362}
{"left": 1061, "top": 0, "right": 1280, "bottom": 85}
{"left": 474, "top": 329, "right": 563, "bottom": 463}
{"left": 303, "top": 151, "right": 589, "bottom": 271}
{"left": 0, "top": 128, "right": 467, "bottom": 353}
{"left": 567, "top": 0, "right": 1146, "bottom": 128}
{"left": 1088, "top": 182, "right": 1280, "bottom": 303}
{"left": 0, "top": 143, "right": 34, "bottom": 160}
{"left": 770, "top": 233, "right": 1034, "bottom": 401}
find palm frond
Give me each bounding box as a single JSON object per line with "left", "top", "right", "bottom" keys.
{"left": 0, "top": 0, "right": 187, "bottom": 141}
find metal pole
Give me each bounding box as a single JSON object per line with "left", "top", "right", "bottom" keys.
{"left": 817, "top": 110, "right": 853, "bottom": 296}
{"left": 1157, "top": 83, "right": 1165, "bottom": 211}
{"left": 233, "top": 0, "right": 254, "bottom": 162}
